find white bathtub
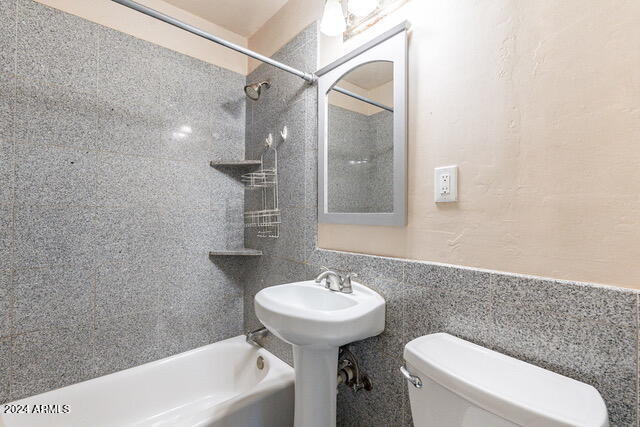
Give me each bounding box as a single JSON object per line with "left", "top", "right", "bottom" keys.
{"left": 0, "top": 336, "right": 294, "bottom": 427}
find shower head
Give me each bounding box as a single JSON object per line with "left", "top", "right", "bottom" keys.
{"left": 244, "top": 80, "right": 271, "bottom": 101}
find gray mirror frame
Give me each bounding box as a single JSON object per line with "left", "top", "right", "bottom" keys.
{"left": 316, "top": 22, "right": 408, "bottom": 226}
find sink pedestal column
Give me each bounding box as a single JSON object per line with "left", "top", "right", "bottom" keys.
{"left": 292, "top": 345, "right": 339, "bottom": 427}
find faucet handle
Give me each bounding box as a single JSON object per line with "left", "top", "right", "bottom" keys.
{"left": 341, "top": 273, "right": 357, "bottom": 293}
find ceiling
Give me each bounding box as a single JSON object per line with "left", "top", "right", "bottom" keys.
{"left": 342, "top": 61, "right": 394, "bottom": 90}
{"left": 163, "top": 0, "right": 289, "bottom": 37}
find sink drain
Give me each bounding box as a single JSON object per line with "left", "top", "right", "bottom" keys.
{"left": 257, "top": 356, "right": 265, "bottom": 370}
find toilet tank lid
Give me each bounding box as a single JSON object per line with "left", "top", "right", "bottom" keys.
{"left": 404, "top": 333, "right": 609, "bottom": 427}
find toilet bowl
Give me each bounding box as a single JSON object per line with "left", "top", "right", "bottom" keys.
{"left": 402, "top": 333, "right": 609, "bottom": 427}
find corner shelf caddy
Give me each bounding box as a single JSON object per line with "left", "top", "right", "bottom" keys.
{"left": 208, "top": 128, "right": 285, "bottom": 257}
{"left": 209, "top": 160, "right": 263, "bottom": 257}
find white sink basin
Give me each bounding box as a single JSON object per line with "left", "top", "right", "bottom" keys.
{"left": 255, "top": 280, "right": 385, "bottom": 347}
{"left": 254, "top": 280, "right": 385, "bottom": 427}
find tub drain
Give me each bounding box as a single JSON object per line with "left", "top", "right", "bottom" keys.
{"left": 257, "top": 356, "right": 265, "bottom": 370}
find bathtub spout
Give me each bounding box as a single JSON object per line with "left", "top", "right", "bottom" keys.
{"left": 246, "top": 327, "right": 269, "bottom": 346}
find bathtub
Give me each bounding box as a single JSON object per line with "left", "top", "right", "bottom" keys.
{"left": 0, "top": 336, "right": 294, "bottom": 427}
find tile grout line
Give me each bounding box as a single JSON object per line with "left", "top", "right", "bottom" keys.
{"left": 89, "top": 24, "right": 100, "bottom": 378}
{"left": 400, "top": 261, "right": 406, "bottom": 426}
{"left": 7, "top": 0, "right": 18, "bottom": 402}
{"left": 13, "top": 0, "right": 17, "bottom": 77}
{"left": 91, "top": 23, "right": 100, "bottom": 377}
{"left": 489, "top": 273, "right": 495, "bottom": 330}
{"left": 12, "top": 137, "right": 233, "bottom": 166}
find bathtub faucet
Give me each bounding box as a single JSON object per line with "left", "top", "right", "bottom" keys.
{"left": 246, "top": 327, "right": 269, "bottom": 346}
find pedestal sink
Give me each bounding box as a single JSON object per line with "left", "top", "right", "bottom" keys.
{"left": 254, "top": 280, "right": 385, "bottom": 427}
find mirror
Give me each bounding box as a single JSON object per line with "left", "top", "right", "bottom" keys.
{"left": 317, "top": 23, "right": 407, "bottom": 226}
{"left": 327, "top": 61, "right": 394, "bottom": 213}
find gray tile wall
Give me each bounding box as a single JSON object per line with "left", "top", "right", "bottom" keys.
{"left": 327, "top": 105, "right": 393, "bottom": 213}
{"left": 0, "top": 0, "right": 246, "bottom": 402}
{"left": 243, "top": 23, "right": 640, "bottom": 427}
{"left": 243, "top": 23, "right": 319, "bottom": 365}
{"left": 328, "top": 105, "right": 375, "bottom": 212}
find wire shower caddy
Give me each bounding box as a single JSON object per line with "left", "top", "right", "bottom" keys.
{"left": 242, "top": 130, "right": 283, "bottom": 238}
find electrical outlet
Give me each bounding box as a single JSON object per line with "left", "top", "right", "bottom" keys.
{"left": 440, "top": 173, "right": 450, "bottom": 194}
{"left": 435, "top": 166, "right": 458, "bottom": 202}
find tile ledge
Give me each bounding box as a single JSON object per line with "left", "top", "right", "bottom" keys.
{"left": 209, "top": 249, "right": 262, "bottom": 256}
{"left": 209, "top": 160, "right": 261, "bottom": 167}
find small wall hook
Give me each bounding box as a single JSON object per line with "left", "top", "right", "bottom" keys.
{"left": 280, "top": 126, "right": 288, "bottom": 141}
{"left": 265, "top": 133, "right": 273, "bottom": 147}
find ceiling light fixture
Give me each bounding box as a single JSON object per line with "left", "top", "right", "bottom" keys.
{"left": 348, "top": 0, "right": 378, "bottom": 17}
{"left": 320, "top": 0, "right": 346, "bottom": 37}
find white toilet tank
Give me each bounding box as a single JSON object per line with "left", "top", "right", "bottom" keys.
{"left": 403, "top": 333, "right": 609, "bottom": 427}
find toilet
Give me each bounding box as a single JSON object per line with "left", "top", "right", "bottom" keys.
{"left": 402, "top": 333, "right": 609, "bottom": 427}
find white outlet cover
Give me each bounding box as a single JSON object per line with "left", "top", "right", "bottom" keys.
{"left": 435, "top": 165, "right": 458, "bottom": 202}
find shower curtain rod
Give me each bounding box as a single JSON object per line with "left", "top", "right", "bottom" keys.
{"left": 332, "top": 86, "right": 394, "bottom": 112}
{"left": 110, "top": 0, "right": 317, "bottom": 82}
{"left": 110, "top": 0, "right": 394, "bottom": 113}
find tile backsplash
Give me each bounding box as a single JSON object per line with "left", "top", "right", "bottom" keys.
{"left": 246, "top": 250, "right": 639, "bottom": 427}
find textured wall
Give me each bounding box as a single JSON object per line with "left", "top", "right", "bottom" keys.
{"left": 243, "top": 23, "right": 640, "bottom": 427}
{"left": 247, "top": 0, "right": 324, "bottom": 73}
{"left": 317, "top": 0, "right": 640, "bottom": 290}
{"left": 0, "top": 0, "right": 246, "bottom": 402}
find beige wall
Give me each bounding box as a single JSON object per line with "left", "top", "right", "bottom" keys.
{"left": 318, "top": 0, "right": 640, "bottom": 289}
{"left": 35, "top": 0, "right": 248, "bottom": 74}
{"left": 247, "top": 0, "right": 324, "bottom": 73}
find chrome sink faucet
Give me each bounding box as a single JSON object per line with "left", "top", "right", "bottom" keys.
{"left": 315, "top": 269, "right": 357, "bottom": 294}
